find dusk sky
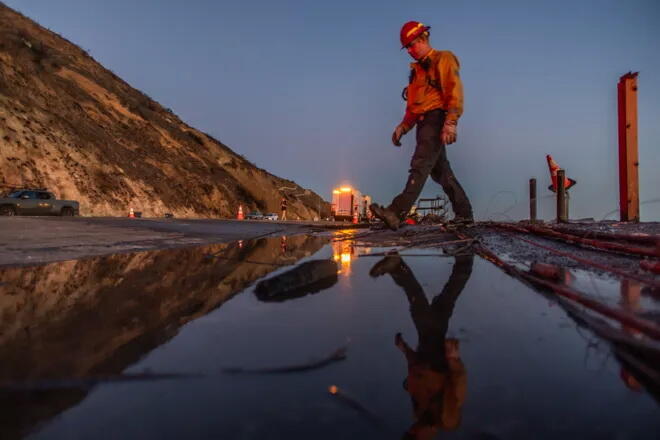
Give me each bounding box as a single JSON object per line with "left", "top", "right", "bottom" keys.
{"left": 5, "top": 0, "right": 659, "bottom": 220}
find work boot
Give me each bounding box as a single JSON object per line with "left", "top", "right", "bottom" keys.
{"left": 369, "top": 203, "right": 400, "bottom": 231}
{"left": 451, "top": 215, "right": 474, "bottom": 225}
{"left": 369, "top": 253, "right": 402, "bottom": 277}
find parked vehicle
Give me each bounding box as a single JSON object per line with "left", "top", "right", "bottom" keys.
{"left": 245, "top": 211, "right": 264, "bottom": 220}
{"left": 331, "top": 186, "right": 371, "bottom": 221}
{"left": 0, "top": 188, "right": 80, "bottom": 216}
{"left": 263, "top": 213, "right": 279, "bottom": 221}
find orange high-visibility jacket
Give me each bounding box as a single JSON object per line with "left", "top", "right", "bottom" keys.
{"left": 406, "top": 359, "right": 467, "bottom": 430}
{"left": 401, "top": 49, "right": 464, "bottom": 130}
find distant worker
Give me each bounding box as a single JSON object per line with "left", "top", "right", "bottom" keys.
{"left": 280, "top": 197, "right": 288, "bottom": 221}
{"left": 370, "top": 21, "right": 473, "bottom": 230}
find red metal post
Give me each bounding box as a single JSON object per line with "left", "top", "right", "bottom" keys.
{"left": 618, "top": 72, "right": 639, "bottom": 222}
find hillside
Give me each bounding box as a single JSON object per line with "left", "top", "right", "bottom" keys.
{"left": 0, "top": 3, "right": 328, "bottom": 218}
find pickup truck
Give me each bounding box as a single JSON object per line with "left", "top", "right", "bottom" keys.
{"left": 0, "top": 189, "right": 80, "bottom": 216}
{"left": 245, "top": 210, "right": 264, "bottom": 220}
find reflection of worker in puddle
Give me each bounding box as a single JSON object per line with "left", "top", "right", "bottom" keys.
{"left": 370, "top": 253, "right": 473, "bottom": 439}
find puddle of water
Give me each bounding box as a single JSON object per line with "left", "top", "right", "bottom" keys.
{"left": 0, "top": 234, "right": 327, "bottom": 439}
{"left": 1, "top": 233, "right": 658, "bottom": 439}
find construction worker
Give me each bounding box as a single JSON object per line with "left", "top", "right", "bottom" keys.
{"left": 280, "top": 197, "right": 287, "bottom": 221}
{"left": 370, "top": 253, "right": 472, "bottom": 438}
{"left": 370, "top": 21, "right": 473, "bottom": 230}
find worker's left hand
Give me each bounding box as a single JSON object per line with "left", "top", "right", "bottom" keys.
{"left": 441, "top": 120, "right": 457, "bottom": 145}
{"left": 391, "top": 124, "right": 407, "bottom": 147}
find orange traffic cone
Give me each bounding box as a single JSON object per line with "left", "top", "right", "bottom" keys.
{"left": 352, "top": 210, "right": 358, "bottom": 224}
{"left": 546, "top": 155, "right": 576, "bottom": 192}
{"left": 128, "top": 208, "right": 135, "bottom": 218}
{"left": 237, "top": 205, "right": 244, "bottom": 220}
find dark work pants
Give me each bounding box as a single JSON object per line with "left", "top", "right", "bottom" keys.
{"left": 389, "top": 254, "right": 474, "bottom": 370}
{"left": 388, "top": 109, "right": 473, "bottom": 219}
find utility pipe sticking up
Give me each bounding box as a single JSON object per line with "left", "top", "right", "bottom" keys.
{"left": 557, "top": 169, "right": 567, "bottom": 223}
{"left": 529, "top": 178, "right": 537, "bottom": 223}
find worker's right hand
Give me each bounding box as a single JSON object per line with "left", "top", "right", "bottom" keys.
{"left": 391, "top": 124, "right": 407, "bottom": 147}
{"left": 441, "top": 120, "right": 458, "bottom": 145}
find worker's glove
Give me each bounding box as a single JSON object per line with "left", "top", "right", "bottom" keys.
{"left": 441, "top": 120, "right": 458, "bottom": 145}
{"left": 391, "top": 124, "right": 408, "bottom": 147}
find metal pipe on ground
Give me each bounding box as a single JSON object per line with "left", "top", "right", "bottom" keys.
{"left": 548, "top": 224, "right": 660, "bottom": 246}
{"left": 488, "top": 222, "right": 659, "bottom": 259}
{"left": 473, "top": 241, "right": 660, "bottom": 341}
{"left": 640, "top": 260, "right": 660, "bottom": 275}
{"left": 497, "top": 228, "right": 660, "bottom": 289}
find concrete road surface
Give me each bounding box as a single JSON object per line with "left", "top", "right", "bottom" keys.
{"left": 0, "top": 217, "right": 322, "bottom": 266}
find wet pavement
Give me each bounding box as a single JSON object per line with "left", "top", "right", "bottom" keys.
{"left": 0, "top": 217, "right": 317, "bottom": 266}
{"left": 1, "top": 231, "right": 658, "bottom": 439}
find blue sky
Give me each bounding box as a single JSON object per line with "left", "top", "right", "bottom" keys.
{"left": 5, "top": 0, "right": 659, "bottom": 220}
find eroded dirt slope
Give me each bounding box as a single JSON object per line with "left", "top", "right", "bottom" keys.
{"left": 0, "top": 3, "right": 328, "bottom": 218}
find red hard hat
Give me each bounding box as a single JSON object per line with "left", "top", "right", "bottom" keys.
{"left": 400, "top": 21, "right": 430, "bottom": 48}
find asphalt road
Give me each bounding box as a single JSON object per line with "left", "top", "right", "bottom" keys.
{"left": 0, "top": 216, "right": 323, "bottom": 266}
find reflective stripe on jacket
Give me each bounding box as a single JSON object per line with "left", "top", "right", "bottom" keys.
{"left": 401, "top": 49, "right": 463, "bottom": 130}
